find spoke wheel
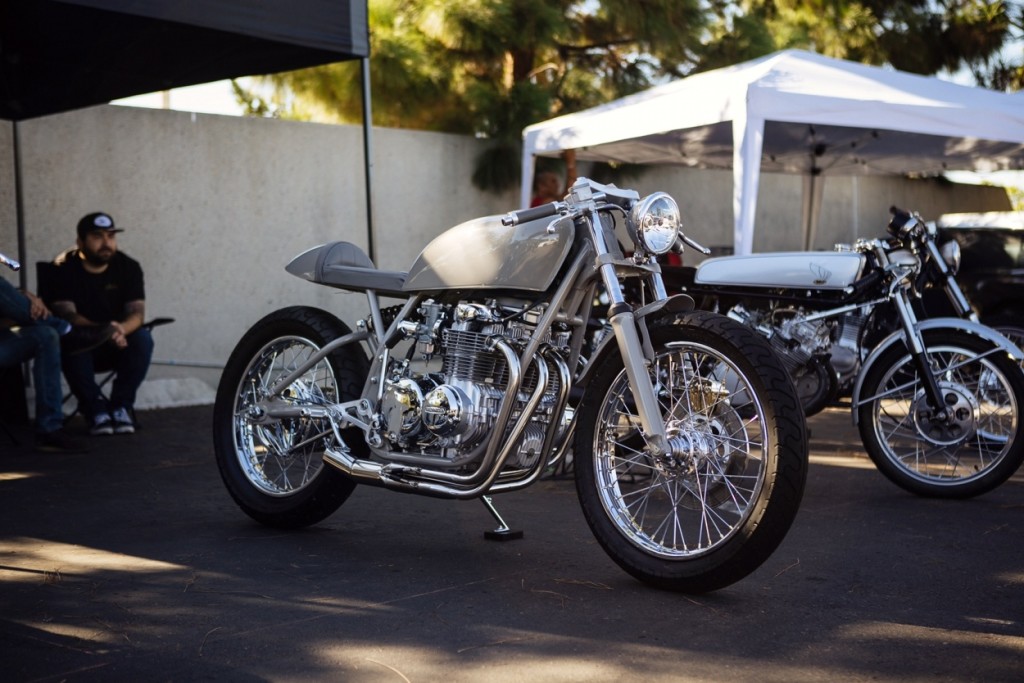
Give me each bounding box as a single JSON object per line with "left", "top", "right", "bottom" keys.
{"left": 575, "top": 310, "right": 807, "bottom": 593}
{"left": 982, "top": 315, "right": 1024, "bottom": 372}
{"left": 858, "top": 329, "right": 1024, "bottom": 498}
{"left": 792, "top": 357, "right": 839, "bottom": 417}
{"left": 233, "top": 336, "right": 338, "bottom": 496}
{"left": 213, "top": 307, "right": 369, "bottom": 528}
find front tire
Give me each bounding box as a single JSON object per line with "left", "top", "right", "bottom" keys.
{"left": 857, "top": 329, "right": 1024, "bottom": 498}
{"left": 574, "top": 310, "right": 808, "bottom": 593}
{"left": 982, "top": 314, "right": 1024, "bottom": 369}
{"left": 213, "top": 306, "right": 369, "bottom": 528}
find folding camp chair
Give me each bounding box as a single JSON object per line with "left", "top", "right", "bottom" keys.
{"left": 36, "top": 261, "right": 174, "bottom": 420}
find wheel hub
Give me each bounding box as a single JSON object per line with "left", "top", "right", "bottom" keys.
{"left": 660, "top": 417, "right": 725, "bottom": 479}
{"left": 912, "top": 380, "right": 978, "bottom": 446}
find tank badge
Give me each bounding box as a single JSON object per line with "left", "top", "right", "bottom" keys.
{"left": 809, "top": 263, "right": 831, "bottom": 285}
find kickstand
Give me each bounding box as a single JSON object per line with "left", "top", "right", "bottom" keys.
{"left": 481, "top": 494, "right": 523, "bottom": 541}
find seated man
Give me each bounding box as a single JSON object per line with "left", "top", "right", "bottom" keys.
{"left": 0, "top": 277, "right": 108, "bottom": 452}
{"left": 48, "top": 212, "right": 153, "bottom": 436}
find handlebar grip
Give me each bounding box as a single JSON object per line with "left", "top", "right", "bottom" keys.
{"left": 501, "top": 201, "right": 562, "bottom": 227}
{"left": 850, "top": 268, "right": 884, "bottom": 299}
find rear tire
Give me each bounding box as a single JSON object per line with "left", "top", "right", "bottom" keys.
{"left": 574, "top": 310, "right": 808, "bottom": 593}
{"left": 793, "top": 357, "right": 839, "bottom": 417}
{"left": 213, "top": 306, "right": 369, "bottom": 528}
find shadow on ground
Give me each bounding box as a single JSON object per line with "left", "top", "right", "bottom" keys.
{"left": 1, "top": 406, "right": 1022, "bottom": 682}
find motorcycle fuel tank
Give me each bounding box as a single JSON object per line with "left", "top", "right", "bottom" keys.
{"left": 695, "top": 251, "right": 867, "bottom": 290}
{"left": 404, "top": 215, "right": 574, "bottom": 292}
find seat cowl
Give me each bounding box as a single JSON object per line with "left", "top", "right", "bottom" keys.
{"left": 285, "top": 241, "right": 408, "bottom": 295}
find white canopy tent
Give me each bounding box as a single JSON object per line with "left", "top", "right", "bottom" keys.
{"left": 521, "top": 50, "right": 1024, "bottom": 254}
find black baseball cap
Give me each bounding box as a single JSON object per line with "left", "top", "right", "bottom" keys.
{"left": 77, "top": 212, "right": 124, "bottom": 240}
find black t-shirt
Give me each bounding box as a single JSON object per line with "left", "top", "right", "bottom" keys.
{"left": 52, "top": 251, "right": 145, "bottom": 324}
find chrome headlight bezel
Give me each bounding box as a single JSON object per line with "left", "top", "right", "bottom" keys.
{"left": 628, "top": 192, "right": 681, "bottom": 256}
{"left": 939, "top": 239, "right": 962, "bottom": 274}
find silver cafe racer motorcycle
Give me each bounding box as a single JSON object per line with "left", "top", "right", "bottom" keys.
{"left": 213, "top": 178, "right": 808, "bottom": 593}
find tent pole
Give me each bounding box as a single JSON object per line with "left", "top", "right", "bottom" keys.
{"left": 802, "top": 169, "right": 825, "bottom": 250}
{"left": 360, "top": 57, "right": 375, "bottom": 263}
{"left": 12, "top": 121, "right": 27, "bottom": 290}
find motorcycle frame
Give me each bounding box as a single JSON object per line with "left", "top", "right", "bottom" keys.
{"left": 254, "top": 179, "right": 684, "bottom": 500}
{"left": 848, "top": 232, "right": 1023, "bottom": 419}
{"left": 690, "top": 234, "right": 1022, "bottom": 423}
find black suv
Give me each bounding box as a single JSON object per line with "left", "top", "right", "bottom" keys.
{"left": 934, "top": 211, "right": 1024, "bottom": 328}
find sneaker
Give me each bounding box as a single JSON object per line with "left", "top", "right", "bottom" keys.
{"left": 35, "top": 429, "right": 90, "bottom": 454}
{"left": 90, "top": 412, "right": 114, "bottom": 436}
{"left": 111, "top": 407, "right": 135, "bottom": 435}
{"left": 63, "top": 323, "right": 116, "bottom": 356}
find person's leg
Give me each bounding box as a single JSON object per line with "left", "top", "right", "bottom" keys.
{"left": 61, "top": 343, "right": 108, "bottom": 421}
{"left": 0, "top": 278, "right": 33, "bottom": 323}
{"left": 15, "top": 326, "right": 64, "bottom": 434}
{"left": 1, "top": 328, "right": 87, "bottom": 452}
{"left": 108, "top": 326, "right": 154, "bottom": 416}
{"left": 0, "top": 329, "right": 35, "bottom": 368}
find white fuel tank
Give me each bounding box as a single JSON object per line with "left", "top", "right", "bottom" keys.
{"left": 695, "top": 251, "right": 866, "bottom": 290}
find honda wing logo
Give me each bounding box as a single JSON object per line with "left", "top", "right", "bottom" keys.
{"left": 809, "top": 262, "right": 831, "bottom": 285}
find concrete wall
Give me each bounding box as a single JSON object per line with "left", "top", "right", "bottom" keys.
{"left": 0, "top": 105, "right": 1009, "bottom": 408}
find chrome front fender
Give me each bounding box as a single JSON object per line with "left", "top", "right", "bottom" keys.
{"left": 851, "top": 317, "right": 1024, "bottom": 424}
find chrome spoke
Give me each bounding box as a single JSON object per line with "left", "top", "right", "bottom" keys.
{"left": 593, "top": 341, "right": 768, "bottom": 558}
{"left": 232, "top": 336, "right": 338, "bottom": 497}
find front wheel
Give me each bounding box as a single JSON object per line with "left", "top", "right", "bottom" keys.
{"left": 982, "top": 314, "right": 1024, "bottom": 370}
{"left": 857, "top": 329, "right": 1024, "bottom": 498}
{"left": 574, "top": 310, "right": 808, "bottom": 593}
{"left": 213, "top": 306, "right": 370, "bottom": 528}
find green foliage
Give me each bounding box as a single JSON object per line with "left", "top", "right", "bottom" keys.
{"left": 239, "top": 0, "right": 1024, "bottom": 193}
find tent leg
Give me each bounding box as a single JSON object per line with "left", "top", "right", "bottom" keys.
{"left": 12, "top": 121, "right": 27, "bottom": 290}
{"left": 360, "top": 57, "right": 375, "bottom": 264}
{"left": 801, "top": 171, "right": 825, "bottom": 251}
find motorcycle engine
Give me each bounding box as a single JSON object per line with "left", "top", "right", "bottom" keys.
{"left": 831, "top": 309, "right": 868, "bottom": 390}
{"left": 377, "top": 299, "right": 567, "bottom": 469}
{"left": 727, "top": 304, "right": 833, "bottom": 373}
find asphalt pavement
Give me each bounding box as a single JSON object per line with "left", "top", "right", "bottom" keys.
{"left": 1, "top": 404, "right": 1022, "bottom": 682}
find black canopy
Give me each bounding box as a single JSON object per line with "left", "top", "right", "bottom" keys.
{"left": 1, "top": 0, "right": 373, "bottom": 282}
{"left": 1, "top": 0, "right": 369, "bottom": 120}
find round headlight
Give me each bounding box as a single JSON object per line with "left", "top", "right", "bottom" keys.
{"left": 628, "top": 192, "right": 681, "bottom": 255}
{"left": 940, "top": 239, "right": 962, "bottom": 274}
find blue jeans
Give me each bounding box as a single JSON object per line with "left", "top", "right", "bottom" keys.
{"left": 61, "top": 327, "right": 153, "bottom": 418}
{"left": 0, "top": 278, "right": 68, "bottom": 334}
{"left": 0, "top": 325, "right": 64, "bottom": 433}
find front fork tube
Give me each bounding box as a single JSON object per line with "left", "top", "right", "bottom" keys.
{"left": 892, "top": 290, "right": 948, "bottom": 417}
{"left": 600, "top": 262, "right": 670, "bottom": 456}
{"left": 924, "top": 239, "right": 978, "bottom": 322}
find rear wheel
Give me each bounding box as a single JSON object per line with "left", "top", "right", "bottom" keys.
{"left": 792, "top": 356, "right": 839, "bottom": 417}
{"left": 213, "top": 306, "right": 369, "bottom": 528}
{"left": 574, "top": 310, "right": 808, "bottom": 593}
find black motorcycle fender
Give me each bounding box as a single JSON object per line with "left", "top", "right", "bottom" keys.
{"left": 851, "top": 316, "right": 1024, "bottom": 424}
{"left": 576, "top": 293, "right": 695, "bottom": 389}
